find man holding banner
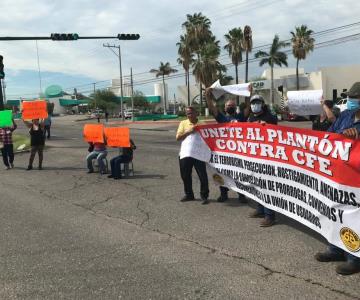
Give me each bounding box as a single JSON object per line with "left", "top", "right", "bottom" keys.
{"left": 315, "top": 82, "right": 360, "bottom": 275}
{"left": 205, "top": 87, "right": 248, "bottom": 203}
{"left": 108, "top": 139, "right": 136, "bottom": 180}
{"left": 176, "top": 106, "right": 209, "bottom": 205}
{"left": 0, "top": 118, "right": 17, "bottom": 169}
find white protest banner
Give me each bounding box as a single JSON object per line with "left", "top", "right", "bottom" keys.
{"left": 195, "top": 122, "right": 360, "bottom": 257}
{"left": 287, "top": 90, "right": 323, "bottom": 116}
{"left": 179, "top": 132, "right": 211, "bottom": 162}
{"left": 210, "top": 80, "right": 251, "bottom": 99}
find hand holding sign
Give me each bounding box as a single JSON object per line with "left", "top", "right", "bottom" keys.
{"left": 210, "top": 80, "right": 251, "bottom": 99}
{"left": 287, "top": 90, "right": 323, "bottom": 116}
{"left": 22, "top": 100, "right": 48, "bottom": 120}
{"left": 0, "top": 110, "right": 13, "bottom": 127}
{"left": 104, "top": 127, "right": 130, "bottom": 147}
{"left": 83, "top": 124, "right": 104, "bottom": 143}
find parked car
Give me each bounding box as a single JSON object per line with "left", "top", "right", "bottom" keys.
{"left": 335, "top": 98, "right": 347, "bottom": 112}
{"left": 90, "top": 109, "right": 104, "bottom": 119}
{"left": 123, "top": 109, "right": 139, "bottom": 119}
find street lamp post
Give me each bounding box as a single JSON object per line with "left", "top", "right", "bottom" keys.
{"left": 118, "top": 45, "right": 124, "bottom": 121}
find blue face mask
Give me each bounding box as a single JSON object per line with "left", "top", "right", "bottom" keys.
{"left": 347, "top": 98, "right": 360, "bottom": 110}
{"left": 251, "top": 103, "right": 263, "bottom": 114}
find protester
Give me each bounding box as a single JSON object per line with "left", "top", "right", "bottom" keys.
{"left": 311, "top": 100, "right": 339, "bottom": 131}
{"left": 315, "top": 82, "right": 360, "bottom": 275}
{"left": 105, "top": 111, "right": 109, "bottom": 123}
{"left": 247, "top": 95, "right": 278, "bottom": 227}
{"left": 108, "top": 139, "right": 136, "bottom": 180}
{"left": 205, "top": 87, "right": 248, "bottom": 203}
{"left": 86, "top": 141, "right": 107, "bottom": 174}
{"left": 43, "top": 115, "right": 52, "bottom": 139}
{"left": 176, "top": 107, "right": 209, "bottom": 205}
{"left": 24, "top": 119, "right": 45, "bottom": 170}
{"left": 0, "top": 119, "right": 17, "bottom": 170}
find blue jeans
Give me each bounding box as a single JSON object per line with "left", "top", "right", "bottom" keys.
{"left": 328, "top": 244, "right": 360, "bottom": 265}
{"left": 86, "top": 151, "right": 107, "bottom": 173}
{"left": 257, "top": 204, "right": 275, "bottom": 220}
{"left": 110, "top": 155, "right": 132, "bottom": 178}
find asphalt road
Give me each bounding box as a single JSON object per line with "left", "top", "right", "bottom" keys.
{"left": 0, "top": 116, "right": 359, "bottom": 299}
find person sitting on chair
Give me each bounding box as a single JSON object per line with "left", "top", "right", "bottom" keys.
{"left": 108, "top": 139, "right": 136, "bottom": 180}
{"left": 86, "top": 141, "right": 107, "bottom": 174}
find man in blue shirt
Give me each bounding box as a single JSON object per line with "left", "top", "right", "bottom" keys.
{"left": 205, "top": 87, "right": 248, "bottom": 203}
{"left": 315, "top": 82, "right": 360, "bottom": 275}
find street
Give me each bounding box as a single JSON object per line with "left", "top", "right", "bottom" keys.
{"left": 0, "top": 116, "right": 359, "bottom": 299}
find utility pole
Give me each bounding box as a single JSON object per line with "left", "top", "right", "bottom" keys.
{"left": 0, "top": 55, "right": 5, "bottom": 110}
{"left": 130, "top": 67, "right": 134, "bottom": 122}
{"left": 103, "top": 43, "right": 124, "bottom": 121}
{"left": 93, "top": 83, "right": 96, "bottom": 109}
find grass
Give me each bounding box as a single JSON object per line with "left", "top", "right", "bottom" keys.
{"left": 12, "top": 134, "right": 31, "bottom": 152}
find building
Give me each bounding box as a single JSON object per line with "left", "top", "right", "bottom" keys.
{"left": 176, "top": 64, "right": 360, "bottom": 107}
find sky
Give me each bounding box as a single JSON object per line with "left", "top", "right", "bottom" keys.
{"left": 1, "top": 0, "right": 360, "bottom": 100}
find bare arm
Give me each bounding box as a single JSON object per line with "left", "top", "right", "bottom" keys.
{"left": 321, "top": 100, "right": 336, "bottom": 123}
{"left": 176, "top": 126, "right": 195, "bottom": 141}
{"left": 205, "top": 88, "right": 219, "bottom": 117}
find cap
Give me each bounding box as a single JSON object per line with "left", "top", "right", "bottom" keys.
{"left": 250, "top": 94, "right": 264, "bottom": 103}
{"left": 347, "top": 82, "right": 360, "bottom": 98}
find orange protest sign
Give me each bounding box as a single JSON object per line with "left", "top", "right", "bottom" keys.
{"left": 104, "top": 127, "right": 130, "bottom": 147}
{"left": 83, "top": 124, "right": 104, "bottom": 143}
{"left": 22, "top": 100, "right": 48, "bottom": 120}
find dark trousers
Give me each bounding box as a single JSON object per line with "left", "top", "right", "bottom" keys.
{"left": 110, "top": 155, "right": 132, "bottom": 178}
{"left": 1, "top": 144, "right": 14, "bottom": 167}
{"left": 29, "top": 145, "right": 44, "bottom": 168}
{"left": 179, "top": 157, "right": 209, "bottom": 199}
{"left": 44, "top": 125, "right": 51, "bottom": 138}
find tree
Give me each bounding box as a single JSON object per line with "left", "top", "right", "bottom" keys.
{"left": 243, "top": 25, "right": 253, "bottom": 83}
{"left": 255, "top": 35, "right": 289, "bottom": 104}
{"left": 132, "top": 91, "right": 149, "bottom": 109}
{"left": 182, "top": 13, "right": 212, "bottom": 114}
{"left": 177, "top": 34, "right": 194, "bottom": 106}
{"left": 150, "top": 62, "right": 177, "bottom": 115}
{"left": 290, "top": 25, "right": 315, "bottom": 90}
{"left": 89, "top": 89, "right": 118, "bottom": 112}
{"left": 224, "top": 27, "right": 243, "bottom": 105}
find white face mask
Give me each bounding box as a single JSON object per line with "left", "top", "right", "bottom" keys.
{"left": 251, "top": 103, "right": 262, "bottom": 114}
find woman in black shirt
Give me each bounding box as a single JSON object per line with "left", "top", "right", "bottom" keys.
{"left": 24, "top": 119, "right": 45, "bottom": 170}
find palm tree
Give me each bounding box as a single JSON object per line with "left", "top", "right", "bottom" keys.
{"left": 243, "top": 25, "right": 253, "bottom": 83}
{"left": 177, "top": 34, "right": 194, "bottom": 106}
{"left": 224, "top": 27, "right": 243, "bottom": 105}
{"left": 290, "top": 25, "right": 315, "bottom": 90}
{"left": 150, "top": 62, "right": 177, "bottom": 114}
{"left": 182, "top": 13, "right": 212, "bottom": 114}
{"left": 255, "top": 35, "right": 289, "bottom": 104}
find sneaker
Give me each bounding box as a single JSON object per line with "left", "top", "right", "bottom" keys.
{"left": 336, "top": 262, "right": 360, "bottom": 275}
{"left": 217, "top": 195, "right": 228, "bottom": 202}
{"left": 5, "top": 166, "right": 10, "bottom": 170}
{"left": 260, "top": 217, "right": 275, "bottom": 227}
{"left": 249, "top": 210, "right": 265, "bottom": 218}
{"left": 201, "top": 196, "right": 209, "bottom": 205}
{"left": 238, "top": 193, "right": 248, "bottom": 203}
{"left": 107, "top": 175, "right": 114, "bottom": 178}
{"left": 180, "top": 195, "right": 195, "bottom": 202}
{"left": 314, "top": 252, "right": 346, "bottom": 262}
{"left": 26, "top": 166, "right": 33, "bottom": 171}
{"left": 10, "top": 163, "right": 14, "bottom": 168}
{"left": 38, "top": 166, "right": 43, "bottom": 170}
{"left": 113, "top": 177, "right": 121, "bottom": 180}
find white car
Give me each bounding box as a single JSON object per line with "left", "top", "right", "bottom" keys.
{"left": 335, "top": 98, "right": 348, "bottom": 112}
{"left": 124, "top": 109, "right": 139, "bottom": 119}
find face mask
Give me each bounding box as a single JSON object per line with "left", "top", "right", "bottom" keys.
{"left": 226, "top": 107, "right": 236, "bottom": 114}
{"left": 251, "top": 103, "right": 263, "bottom": 114}
{"left": 347, "top": 98, "right": 360, "bottom": 110}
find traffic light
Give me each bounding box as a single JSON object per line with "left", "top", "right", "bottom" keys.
{"left": 0, "top": 55, "right": 4, "bottom": 79}
{"left": 50, "top": 33, "right": 79, "bottom": 41}
{"left": 117, "top": 34, "right": 140, "bottom": 40}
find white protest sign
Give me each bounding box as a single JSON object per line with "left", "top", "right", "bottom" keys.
{"left": 179, "top": 132, "right": 211, "bottom": 162}
{"left": 210, "top": 80, "right": 251, "bottom": 100}
{"left": 287, "top": 90, "right": 323, "bottom": 116}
